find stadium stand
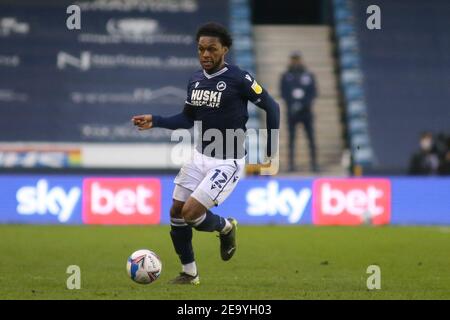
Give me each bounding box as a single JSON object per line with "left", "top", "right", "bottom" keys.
{"left": 254, "top": 25, "right": 345, "bottom": 175}
{"left": 334, "top": 0, "right": 450, "bottom": 174}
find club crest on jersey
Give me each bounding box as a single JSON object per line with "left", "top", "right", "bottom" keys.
{"left": 195, "top": 81, "right": 200, "bottom": 88}
{"left": 216, "top": 81, "right": 227, "bottom": 91}
{"left": 190, "top": 89, "right": 223, "bottom": 108}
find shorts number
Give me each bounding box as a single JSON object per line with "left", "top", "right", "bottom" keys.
{"left": 210, "top": 169, "right": 228, "bottom": 190}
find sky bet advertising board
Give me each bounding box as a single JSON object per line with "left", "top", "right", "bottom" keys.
{"left": 0, "top": 176, "right": 449, "bottom": 225}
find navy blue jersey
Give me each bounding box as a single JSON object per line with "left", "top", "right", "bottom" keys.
{"left": 153, "top": 63, "right": 280, "bottom": 160}
{"left": 186, "top": 64, "right": 270, "bottom": 158}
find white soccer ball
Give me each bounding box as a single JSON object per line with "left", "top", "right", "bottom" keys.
{"left": 126, "top": 249, "right": 162, "bottom": 284}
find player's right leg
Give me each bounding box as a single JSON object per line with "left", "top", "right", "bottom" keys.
{"left": 168, "top": 155, "right": 204, "bottom": 285}
{"left": 168, "top": 197, "right": 199, "bottom": 285}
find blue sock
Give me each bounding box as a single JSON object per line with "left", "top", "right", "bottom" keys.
{"left": 188, "top": 210, "right": 226, "bottom": 232}
{"left": 170, "top": 218, "right": 194, "bottom": 265}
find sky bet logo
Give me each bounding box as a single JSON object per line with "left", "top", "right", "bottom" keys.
{"left": 313, "top": 179, "right": 391, "bottom": 225}
{"left": 82, "top": 178, "right": 161, "bottom": 225}
{"left": 246, "top": 181, "right": 311, "bottom": 224}
{"left": 16, "top": 179, "right": 81, "bottom": 223}
{"left": 12, "top": 177, "right": 161, "bottom": 224}
{"left": 190, "top": 89, "right": 223, "bottom": 108}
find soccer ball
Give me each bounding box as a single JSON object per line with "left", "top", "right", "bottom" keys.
{"left": 126, "top": 249, "right": 162, "bottom": 284}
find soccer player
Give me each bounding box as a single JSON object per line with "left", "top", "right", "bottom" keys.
{"left": 132, "top": 22, "right": 280, "bottom": 284}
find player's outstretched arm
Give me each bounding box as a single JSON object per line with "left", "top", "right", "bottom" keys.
{"left": 132, "top": 114, "right": 154, "bottom": 130}
{"left": 132, "top": 106, "right": 194, "bottom": 131}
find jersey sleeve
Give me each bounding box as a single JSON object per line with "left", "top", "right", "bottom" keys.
{"left": 185, "top": 77, "right": 194, "bottom": 106}
{"left": 239, "top": 72, "right": 266, "bottom": 104}
{"left": 183, "top": 76, "right": 196, "bottom": 118}
{"left": 239, "top": 71, "right": 280, "bottom": 158}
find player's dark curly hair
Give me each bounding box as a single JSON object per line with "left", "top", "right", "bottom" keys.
{"left": 196, "top": 22, "right": 233, "bottom": 48}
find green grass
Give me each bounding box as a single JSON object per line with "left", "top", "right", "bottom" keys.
{"left": 0, "top": 225, "right": 449, "bottom": 299}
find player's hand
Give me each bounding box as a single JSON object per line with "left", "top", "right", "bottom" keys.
{"left": 132, "top": 114, "right": 153, "bottom": 130}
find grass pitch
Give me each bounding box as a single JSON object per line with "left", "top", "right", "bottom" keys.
{"left": 0, "top": 225, "right": 449, "bottom": 300}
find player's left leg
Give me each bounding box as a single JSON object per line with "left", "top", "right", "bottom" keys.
{"left": 182, "top": 159, "right": 245, "bottom": 261}
{"left": 182, "top": 197, "right": 230, "bottom": 233}
{"left": 182, "top": 197, "right": 238, "bottom": 261}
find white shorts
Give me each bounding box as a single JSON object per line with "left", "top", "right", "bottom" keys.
{"left": 173, "top": 149, "right": 245, "bottom": 209}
